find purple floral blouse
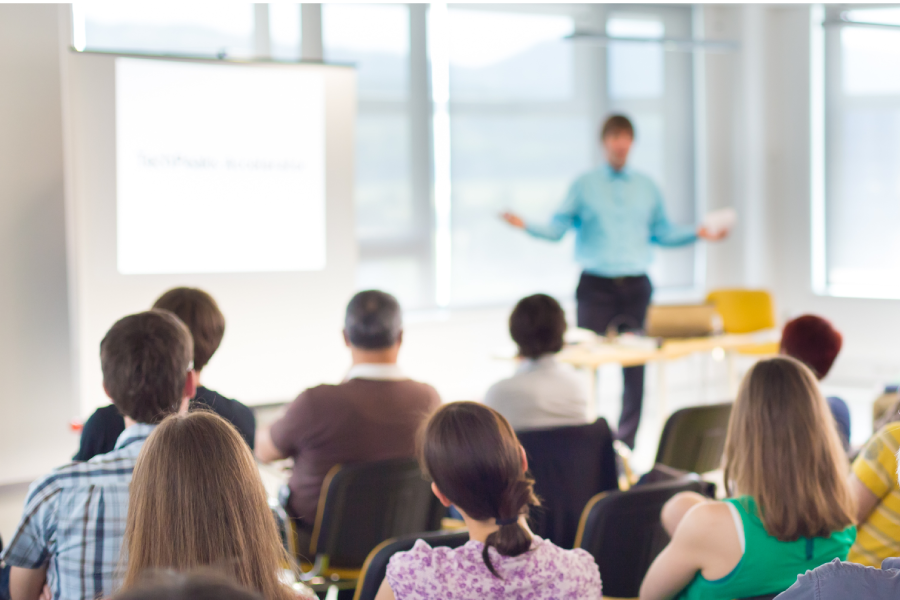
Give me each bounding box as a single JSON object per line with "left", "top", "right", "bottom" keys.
{"left": 385, "top": 535, "right": 602, "bottom": 600}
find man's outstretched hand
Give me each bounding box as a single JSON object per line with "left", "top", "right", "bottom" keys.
{"left": 697, "top": 226, "right": 729, "bottom": 241}
{"left": 501, "top": 212, "right": 525, "bottom": 229}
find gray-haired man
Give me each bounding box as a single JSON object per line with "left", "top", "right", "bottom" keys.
{"left": 255, "top": 290, "right": 441, "bottom": 547}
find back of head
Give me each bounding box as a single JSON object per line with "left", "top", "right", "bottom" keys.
{"left": 114, "top": 572, "right": 264, "bottom": 600}
{"left": 724, "top": 356, "right": 854, "bottom": 541}
{"left": 421, "top": 401, "right": 539, "bottom": 577}
{"left": 600, "top": 114, "right": 634, "bottom": 139}
{"left": 780, "top": 314, "right": 842, "bottom": 379}
{"left": 100, "top": 310, "right": 193, "bottom": 424}
{"left": 124, "top": 412, "right": 292, "bottom": 600}
{"left": 509, "top": 294, "right": 567, "bottom": 359}
{"left": 345, "top": 290, "right": 402, "bottom": 350}
{"left": 152, "top": 287, "right": 225, "bottom": 372}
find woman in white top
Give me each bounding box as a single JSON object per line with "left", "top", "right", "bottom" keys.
{"left": 484, "top": 294, "right": 590, "bottom": 430}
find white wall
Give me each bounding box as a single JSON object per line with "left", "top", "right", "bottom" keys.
{"left": 0, "top": 4, "right": 81, "bottom": 484}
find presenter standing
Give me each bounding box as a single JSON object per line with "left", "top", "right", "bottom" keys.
{"left": 502, "top": 115, "right": 726, "bottom": 448}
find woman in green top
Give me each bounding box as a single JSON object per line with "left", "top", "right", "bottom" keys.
{"left": 640, "top": 356, "right": 857, "bottom": 600}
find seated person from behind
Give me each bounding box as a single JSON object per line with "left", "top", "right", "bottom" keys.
{"left": 780, "top": 314, "right": 851, "bottom": 450}
{"left": 639, "top": 356, "right": 856, "bottom": 600}
{"left": 484, "top": 294, "right": 590, "bottom": 430}
{"left": 121, "top": 412, "right": 313, "bottom": 600}
{"left": 845, "top": 408, "right": 900, "bottom": 566}
{"left": 255, "top": 290, "right": 441, "bottom": 536}
{"left": 2, "top": 310, "right": 195, "bottom": 600}
{"left": 74, "top": 287, "right": 255, "bottom": 460}
{"left": 376, "top": 401, "right": 602, "bottom": 600}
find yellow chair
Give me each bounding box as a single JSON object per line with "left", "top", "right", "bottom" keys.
{"left": 705, "top": 289, "right": 780, "bottom": 355}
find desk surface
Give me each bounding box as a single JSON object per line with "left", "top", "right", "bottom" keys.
{"left": 558, "top": 333, "right": 778, "bottom": 368}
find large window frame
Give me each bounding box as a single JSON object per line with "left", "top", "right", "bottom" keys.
{"left": 812, "top": 4, "right": 900, "bottom": 299}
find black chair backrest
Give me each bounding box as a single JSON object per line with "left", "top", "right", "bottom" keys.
{"left": 353, "top": 530, "right": 470, "bottom": 600}
{"left": 517, "top": 418, "right": 618, "bottom": 549}
{"left": 655, "top": 402, "right": 732, "bottom": 474}
{"left": 312, "top": 457, "right": 445, "bottom": 568}
{"left": 575, "top": 477, "right": 708, "bottom": 599}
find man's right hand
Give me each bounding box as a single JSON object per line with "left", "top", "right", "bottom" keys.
{"left": 501, "top": 212, "right": 525, "bottom": 229}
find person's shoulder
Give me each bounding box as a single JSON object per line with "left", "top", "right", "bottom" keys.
{"left": 395, "top": 379, "right": 442, "bottom": 405}
{"left": 781, "top": 558, "right": 896, "bottom": 600}
{"left": 484, "top": 375, "right": 519, "bottom": 401}
{"left": 675, "top": 499, "right": 736, "bottom": 548}
{"left": 532, "top": 538, "right": 602, "bottom": 591}
{"left": 876, "top": 421, "right": 900, "bottom": 442}
{"left": 196, "top": 387, "right": 253, "bottom": 416}
{"left": 26, "top": 451, "right": 131, "bottom": 501}
{"left": 87, "top": 404, "right": 122, "bottom": 422}
{"left": 387, "top": 539, "right": 442, "bottom": 573}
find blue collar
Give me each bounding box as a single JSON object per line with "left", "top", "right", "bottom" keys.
{"left": 114, "top": 422, "right": 157, "bottom": 450}
{"left": 604, "top": 163, "right": 630, "bottom": 180}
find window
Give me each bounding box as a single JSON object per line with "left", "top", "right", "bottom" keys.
{"left": 77, "top": 2, "right": 255, "bottom": 58}
{"left": 269, "top": 4, "right": 302, "bottom": 61}
{"left": 818, "top": 6, "right": 900, "bottom": 298}
{"left": 441, "top": 8, "right": 587, "bottom": 307}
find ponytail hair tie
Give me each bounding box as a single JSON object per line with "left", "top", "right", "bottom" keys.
{"left": 496, "top": 516, "right": 518, "bottom": 526}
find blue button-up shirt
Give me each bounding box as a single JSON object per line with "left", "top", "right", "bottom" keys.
{"left": 777, "top": 557, "right": 900, "bottom": 600}
{"left": 525, "top": 165, "right": 697, "bottom": 277}
{"left": 2, "top": 423, "right": 157, "bottom": 600}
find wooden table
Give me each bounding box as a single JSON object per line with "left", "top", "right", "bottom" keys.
{"left": 557, "top": 333, "right": 779, "bottom": 419}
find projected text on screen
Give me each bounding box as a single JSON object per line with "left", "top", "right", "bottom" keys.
{"left": 116, "top": 58, "right": 326, "bottom": 274}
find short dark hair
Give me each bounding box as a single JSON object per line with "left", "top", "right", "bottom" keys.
{"left": 509, "top": 294, "right": 567, "bottom": 359}
{"left": 153, "top": 287, "right": 225, "bottom": 372}
{"left": 345, "top": 290, "right": 402, "bottom": 350}
{"left": 100, "top": 310, "right": 193, "bottom": 424}
{"left": 114, "top": 572, "right": 264, "bottom": 600}
{"left": 600, "top": 114, "right": 635, "bottom": 140}
{"left": 780, "top": 315, "right": 843, "bottom": 379}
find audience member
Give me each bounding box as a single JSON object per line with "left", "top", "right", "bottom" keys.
{"left": 639, "top": 357, "right": 856, "bottom": 600}
{"left": 376, "top": 401, "right": 602, "bottom": 600}
{"left": 484, "top": 294, "right": 590, "bottom": 430}
{"left": 778, "top": 456, "right": 900, "bottom": 599}
{"left": 780, "top": 314, "right": 851, "bottom": 449}
{"left": 255, "top": 290, "right": 440, "bottom": 547}
{"left": 74, "top": 287, "right": 255, "bottom": 461}
{"left": 113, "top": 573, "right": 265, "bottom": 600}
{"left": 122, "top": 411, "right": 311, "bottom": 600}
{"left": 2, "top": 311, "right": 195, "bottom": 600}
{"left": 845, "top": 418, "right": 900, "bottom": 566}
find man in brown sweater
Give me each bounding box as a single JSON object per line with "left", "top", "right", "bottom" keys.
{"left": 255, "top": 290, "right": 441, "bottom": 530}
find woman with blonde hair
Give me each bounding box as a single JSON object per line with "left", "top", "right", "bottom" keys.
{"left": 639, "top": 356, "right": 856, "bottom": 600}
{"left": 121, "top": 411, "right": 311, "bottom": 600}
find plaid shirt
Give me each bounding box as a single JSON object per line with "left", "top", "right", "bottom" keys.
{"left": 2, "top": 424, "right": 156, "bottom": 600}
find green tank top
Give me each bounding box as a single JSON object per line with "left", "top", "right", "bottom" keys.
{"left": 676, "top": 496, "right": 856, "bottom": 600}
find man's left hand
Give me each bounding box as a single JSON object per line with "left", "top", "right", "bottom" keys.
{"left": 697, "top": 226, "right": 729, "bottom": 241}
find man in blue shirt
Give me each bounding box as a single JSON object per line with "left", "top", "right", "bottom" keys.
{"left": 503, "top": 115, "right": 725, "bottom": 448}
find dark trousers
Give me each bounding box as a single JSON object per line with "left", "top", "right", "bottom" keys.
{"left": 576, "top": 272, "right": 653, "bottom": 449}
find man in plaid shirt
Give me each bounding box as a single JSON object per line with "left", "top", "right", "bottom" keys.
{"left": 2, "top": 310, "right": 196, "bottom": 600}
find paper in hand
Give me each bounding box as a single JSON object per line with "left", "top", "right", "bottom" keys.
{"left": 702, "top": 207, "right": 737, "bottom": 236}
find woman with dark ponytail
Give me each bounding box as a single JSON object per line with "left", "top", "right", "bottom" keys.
{"left": 375, "top": 401, "right": 602, "bottom": 600}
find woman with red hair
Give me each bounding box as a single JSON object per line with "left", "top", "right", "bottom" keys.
{"left": 779, "top": 314, "right": 850, "bottom": 449}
